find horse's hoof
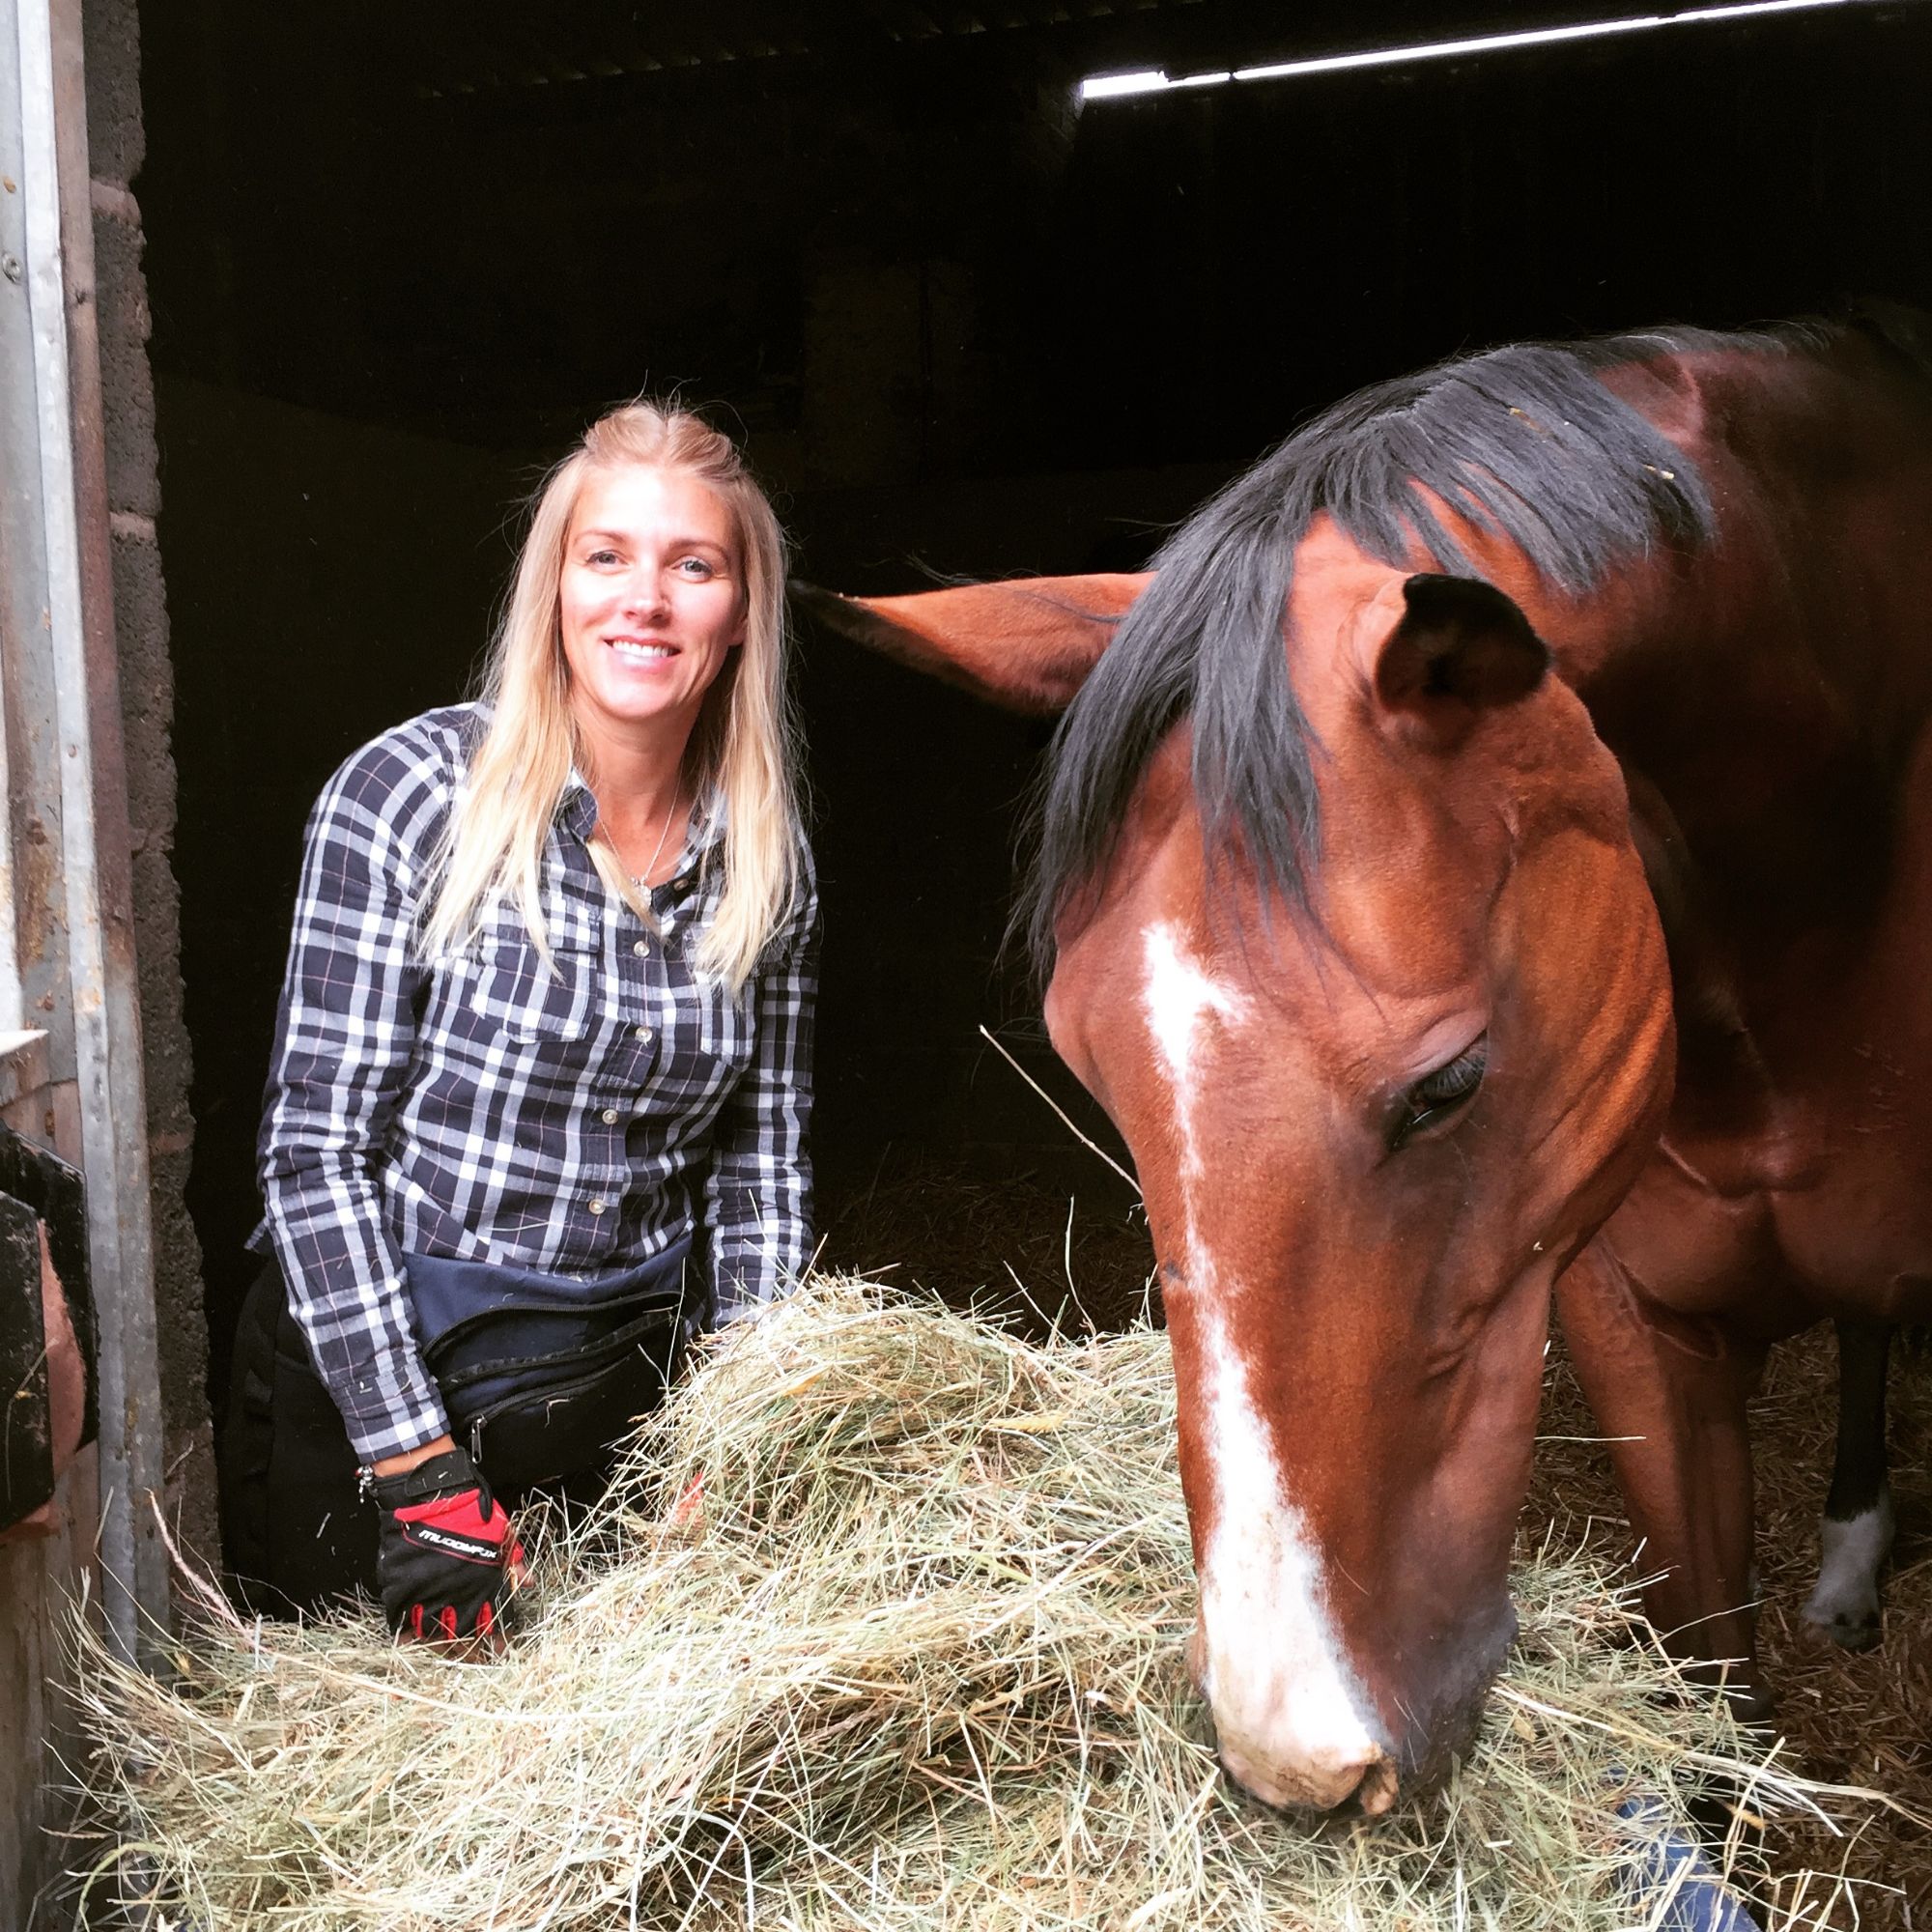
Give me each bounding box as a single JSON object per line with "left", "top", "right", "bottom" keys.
{"left": 1803, "top": 1595, "right": 1882, "bottom": 1652}
{"left": 1804, "top": 1498, "right": 1894, "bottom": 1652}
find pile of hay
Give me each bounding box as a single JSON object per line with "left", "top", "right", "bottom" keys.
{"left": 75, "top": 1280, "right": 1865, "bottom": 1930}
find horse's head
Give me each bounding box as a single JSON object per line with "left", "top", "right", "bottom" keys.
{"left": 801, "top": 546, "right": 1674, "bottom": 1811}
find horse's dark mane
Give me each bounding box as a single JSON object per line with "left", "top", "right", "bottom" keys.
{"left": 1021, "top": 322, "right": 1860, "bottom": 973}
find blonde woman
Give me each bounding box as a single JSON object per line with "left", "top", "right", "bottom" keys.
{"left": 223, "top": 405, "right": 815, "bottom": 1642}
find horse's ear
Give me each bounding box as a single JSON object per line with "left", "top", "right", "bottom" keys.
{"left": 791, "top": 573, "right": 1152, "bottom": 716}
{"left": 1372, "top": 574, "right": 1550, "bottom": 749}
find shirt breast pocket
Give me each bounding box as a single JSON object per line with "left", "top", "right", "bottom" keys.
{"left": 471, "top": 934, "right": 598, "bottom": 1044}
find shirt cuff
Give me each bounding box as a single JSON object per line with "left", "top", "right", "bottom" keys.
{"left": 327, "top": 1360, "right": 452, "bottom": 1465}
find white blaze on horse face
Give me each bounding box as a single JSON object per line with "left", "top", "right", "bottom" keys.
{"left": 1142, "top": 922, "right": 1246, "bottom": 1179}
{"left": 1192, "top": 1296, "right": 1389, "bottom": 1806}
{"left": 1141, "top": 923, "right": 1389, "bottom": 1809}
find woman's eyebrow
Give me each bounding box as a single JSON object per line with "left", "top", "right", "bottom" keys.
{"left": 574, "top": 527, "right": 730, "bottom": 551}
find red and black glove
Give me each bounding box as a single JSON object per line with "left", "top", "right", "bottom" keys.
{"left": 369, "top": 1446, "right": 524, "bottom": 1644}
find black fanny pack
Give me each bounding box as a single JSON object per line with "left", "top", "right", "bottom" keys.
{"left": 406, "top": 1239, "right": 696, "bottom": 1493}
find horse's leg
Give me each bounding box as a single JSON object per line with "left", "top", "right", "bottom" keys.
{"left": 1553, "top": 1241, "right": 1770, "bottom": 1717}
{"left": 1802, "top": 1320, "right": 1894, "bottom": 1651}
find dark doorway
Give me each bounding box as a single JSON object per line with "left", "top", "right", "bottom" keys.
{"left": 131, "top": 0, "right": 1932, "bottom": 1403}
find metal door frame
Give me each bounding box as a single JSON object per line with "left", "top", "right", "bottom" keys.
{"left": 2, "top": 0, "right": 171, "bottom": 1661}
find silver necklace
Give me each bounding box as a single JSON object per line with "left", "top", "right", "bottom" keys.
{"left": 628, "top": 785, "right": 684, "bottom": 890}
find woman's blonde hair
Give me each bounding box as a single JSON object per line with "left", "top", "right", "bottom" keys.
{"left": 423, "top": 403, "right": 805, "bottom": 990}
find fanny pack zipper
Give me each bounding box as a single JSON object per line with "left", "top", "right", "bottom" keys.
{"left": 466, "top": 1350, "right": 667, "bottom": 1465}
{"left": 433, "top": 1305, "right": 675, "bottom": 1399}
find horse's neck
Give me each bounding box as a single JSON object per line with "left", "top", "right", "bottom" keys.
{"left": 1544, "top": 342, "right": 1932, "bottom": 961}
{"left": 1616, "top": 758, "right": 1780, "bottom": 1135}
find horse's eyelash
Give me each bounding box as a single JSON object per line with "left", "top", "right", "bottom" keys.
{"left": 1412, "top": 1042, "right": 1489, "bottom": 1104}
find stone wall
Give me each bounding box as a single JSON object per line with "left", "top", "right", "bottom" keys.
{"left": 82, "top": 0, "right": 213, "bottom": 1566}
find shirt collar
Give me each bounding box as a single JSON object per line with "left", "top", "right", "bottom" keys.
{"left": 559, "top": 768, "right": 600, "bottom": 842}
{"left": 668, "top": 788, "right": 726, "bottom": 887}
{"left": 559, "top": 769, "right": 726, "bottom": 881}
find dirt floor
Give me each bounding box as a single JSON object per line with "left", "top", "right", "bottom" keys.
{"left": 819, "top": 1151, "right": 1932, "bottom": 1928}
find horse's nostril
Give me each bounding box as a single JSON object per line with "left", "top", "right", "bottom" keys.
{"left": 1352, "top": 1755, "right": 1400, "bottom": 1817}
{"left": 1217, "top": 1740, "right": 1399, "bottom": 1816}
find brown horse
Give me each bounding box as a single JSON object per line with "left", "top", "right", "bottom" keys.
{"left": 800, "top": 315, "right": 1932, "bottom": 1815}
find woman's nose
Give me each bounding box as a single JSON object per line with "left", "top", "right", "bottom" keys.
{"left": 621, "top": 570, "right": 670, "bottom": 617}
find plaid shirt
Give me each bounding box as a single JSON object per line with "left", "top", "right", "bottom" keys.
{"left": 258, "top": 704, "right": 817, "bottom": 1463}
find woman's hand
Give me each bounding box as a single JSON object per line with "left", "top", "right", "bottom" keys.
{"left": 369, "top": 1446, "right": 524, "bottom": 1647}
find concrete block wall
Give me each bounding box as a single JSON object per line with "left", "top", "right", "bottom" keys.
{"left": 82, "top": 0, "right": 214, "bottom": 1567}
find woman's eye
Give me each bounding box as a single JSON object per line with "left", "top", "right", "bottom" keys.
{"left": 677, "top": 556, "right": 715, "bottom": 578}
{"left": 1390, "top": 1037, "right": 1488, "bottom": 1151}
{"left": 586, "top": 549, "right": 620, "bottom": 567}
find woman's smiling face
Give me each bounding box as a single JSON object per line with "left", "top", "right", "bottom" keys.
{"left": 557, "top": 464, "right": 747, "bottom": 754}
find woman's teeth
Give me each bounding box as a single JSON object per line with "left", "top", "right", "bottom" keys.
{"left": 611, "top": 639, "right": 674, "bottom": 663}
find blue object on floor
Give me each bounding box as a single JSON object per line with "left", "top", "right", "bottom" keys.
{"left": 1617, "top": 1793, "right": 1764, "bottom": 1930}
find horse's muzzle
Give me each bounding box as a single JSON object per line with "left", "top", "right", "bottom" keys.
{"left": 1217, "top": 1737, "right": 1403, "bottom": 1816}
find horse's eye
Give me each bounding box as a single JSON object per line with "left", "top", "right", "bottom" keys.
{"left": 1390, "top": 1037, "right": 1488, "bottom": 1151}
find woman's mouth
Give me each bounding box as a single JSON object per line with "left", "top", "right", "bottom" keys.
{"left": 608, "top": 637, "right": 676, "bottom": 665}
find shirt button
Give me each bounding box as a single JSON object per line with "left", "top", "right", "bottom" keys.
{"left": 635, "top": 1025, "right": 652, "bottom": 1044}
{"left": 601, "top": 1108, "right": 618, "bottom": 1124}
{"left": 588, "top": 1198, "right": 607, "bottom": 1216}
{"left": 634, "top": 939, "right": 648, "bottom": 957}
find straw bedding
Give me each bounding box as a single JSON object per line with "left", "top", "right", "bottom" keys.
{"left": 75, "top": 1279, "right": 1877, "bottom": 1931}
